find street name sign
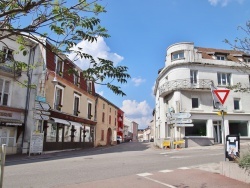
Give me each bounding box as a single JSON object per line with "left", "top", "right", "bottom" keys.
{"left": 172, "top": 113, "right": 191, "bottom": 118}
{"left": 175, "top": 123, "right": 194, "bottom": 127}
{"left": 175, "top": 119, "right": 192, "bottom": 124}
{"left": 35, "top": 101, "right": 51, "bottom": 111}
{"left": 34, "top": 114, "right": 50, "bottom": 120}
{"left": 35, "top": 110, "right": 51, "bottom": 116}
{"left": 213, "top": 89, "right": 230, "bottom": 105}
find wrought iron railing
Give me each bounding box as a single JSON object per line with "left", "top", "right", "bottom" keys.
{"left": 159, "top": 79, "right": 213, "bottom": 96}
{"left": 0, "top": 60, "right": 22, "bottom": 76}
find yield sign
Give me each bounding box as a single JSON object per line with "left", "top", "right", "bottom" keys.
{"left": 213, "top": 89, "right": 230, "bottom": 105}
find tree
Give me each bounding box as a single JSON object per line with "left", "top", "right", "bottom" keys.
{"left": 224, "top": 20, "right": 250, "bottom": 92}
{"left": 0, "top": 0, "right": 130, "bottom": 96}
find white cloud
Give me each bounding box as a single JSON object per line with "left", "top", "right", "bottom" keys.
{"left": 67, "top": 37, "right": 124, "bottom": 70}
{"left": 131, "top": 77, "right": 146, "bottom": 86}
{"left": 121, "top": 100, "right": 152, "bottom": 116}
{"left": 208, "top": 0, "right": 244, "bottom": 6}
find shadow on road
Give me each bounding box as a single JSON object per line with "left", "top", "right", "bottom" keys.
{"left": 5, "top": 142, "right": 154, "bottom": 166}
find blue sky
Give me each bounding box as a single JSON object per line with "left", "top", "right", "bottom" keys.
{"left": 71, "top": 0, "right": 250, "bottom": 129}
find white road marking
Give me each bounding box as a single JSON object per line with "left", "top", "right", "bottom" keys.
{"left": 142, "top": 176, "right": 177, "bottom": 188}
{"left": 159, "top": 169, "right": 173, "bottom": 173}
{"left": 137, "top": 173, "right": 152, "bottom": 177}
{"left": 178, "top": 167, "right": 190, "bottom": 170}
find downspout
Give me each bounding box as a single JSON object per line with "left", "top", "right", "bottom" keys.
{"left": 22, "top": 44, "right": 38, "bottom": 150}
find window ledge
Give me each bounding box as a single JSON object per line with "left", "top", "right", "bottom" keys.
{"left": 233, "top": 110, "right": 245, "bottom": 113}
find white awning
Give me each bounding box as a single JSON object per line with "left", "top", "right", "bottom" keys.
{"left": 51, "top": 118, "right": 70, "bottom": 125}
{"left": 68, "top": 121, "right": 83, "bottom": 127}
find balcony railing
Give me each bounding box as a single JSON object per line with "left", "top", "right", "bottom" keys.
{"left": 159, "top": 79, "right": 213, "bottom": 97}
{"left": 0, "top": 60, "right": 22, "bottom": 76}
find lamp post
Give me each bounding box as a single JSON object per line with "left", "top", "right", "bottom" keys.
{"left": 46, "top": 70, "right": 58, "bottom": 85}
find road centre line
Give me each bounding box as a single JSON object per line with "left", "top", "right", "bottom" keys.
{"left": 159, "top": 169, "right": 173, "bottom": 173}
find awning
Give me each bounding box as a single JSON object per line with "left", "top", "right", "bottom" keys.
{"left": 0, "top": 118, "right": 23, "bottom": 126}
{"left": 68, "top": 121, "right": 83, "bottom": 127}
{"left": 51, "top": 118, "right": 70, "bottom": 125}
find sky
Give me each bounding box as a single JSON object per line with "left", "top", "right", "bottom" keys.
{"left": 70, "top": 0, "right": 250, "bottom": 129}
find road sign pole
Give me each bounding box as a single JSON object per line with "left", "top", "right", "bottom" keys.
{"left": 222, "top": 110, "right": 226, "bottom": 161}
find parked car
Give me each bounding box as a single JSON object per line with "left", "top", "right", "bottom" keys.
{"left": 117, "top": 136, "right": 122, "bottom": 144}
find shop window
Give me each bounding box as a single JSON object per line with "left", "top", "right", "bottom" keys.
{"left": 185, "top": 120, "right": 207, "bottom": 136}
{"left": 229, "top": 121, "right": 248, "bottom": 136}
{"left": 0, "top": 127, "right": 16, "bottom": 147}
{"left": 46, "top": 123, "right": 57, "bottom": 142}
{"left": 0, "top": 78, "right": 10, "bottom": 106}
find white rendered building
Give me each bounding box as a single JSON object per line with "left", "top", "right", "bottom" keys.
{"left": 154, "top": 42, "right": 250, "bottom": 148}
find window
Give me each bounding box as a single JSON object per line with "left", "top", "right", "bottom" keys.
{"left": 172, "top": 51, "right": 184, "bottom": 61}
{"left": 190, "top": 70, "right": 198, "bottom": 84}
{"left": 87, "top": 81, "right": 92, "bottom": 93}
{"left": 0, "top": 78, "right": 10, "bottom": 106}
{"left": 217, "top": 72, "right": 231, "bottom": 86}
{"left": 54, "top": 86, "right": 63, "bottom": 111}
{"left": 73, "top": 95, "right": 80, "bottom": 116}
{"left": 109, "top": 115, "right": 111, "bottom": 124}
{"left": 216, "top": 55, "right": 225, "bottom": 60}
{"left": 101, "top": 130, "right": 104, "bottom": 141}
{"left": 55, "top": 56, "right": 64, "bottom": 76}
{"left": 192, "top": 97, "right": 199, "bottom": 108}
{"left": 88, "top": 102, "right": 92, "bottom": 119}
{"left": 102, "top": 112, "right": 105, "bottom": 122}
{"left": 234, "top": 98, "right": 240, "bottom": 110}
{"left": 110, "top": 108, "right": 111, "bottom": 113}
{"left": 244, "top": 58, "right": 250, "bottom": 63}
{"left": 185, "top": 120, "right": 207, "bottom": 136}
{"left": 103, "top": 104, "right": 105, "bottom": 109}
{"left": 115, "top": 118, "right": 116, "bottom": 126}
{"left": 73, "top": 70, "right": 80, "bottom": 86}
{"left": 2, "top": 47, "right": 13, "bottom": 61}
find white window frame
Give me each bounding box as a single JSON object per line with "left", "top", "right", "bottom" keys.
{"left": 73, "top": 93, "right": 81, "bottom": 116}
{"left": 55, "top": 56, "right": 64, "bottom": 76}
{"left": 87, "top": 81, "right": 92, "bottom": 93}
{"left": 73, "top": 70, "right": 80, "bottom": 85}
{"left": 233, "top": 98, "right": 241, "bottom": 110}
{"left": 217, "top": 72, "right": 231, "bottom": 86}
{"left": 0, "top": 77, "right": 11, "bottom": 106}
{"left": 190, "top": 70, "right": 198, "bottom": 84}
{"left": 244, "top": 58, "right": 250, "bottom": 63}
{"left": 216, "top": 55, "right": 226, "bottom": 60}
{"left": 191, "top": 96, "right": 199, "bottom": 109}
{"left": 171, "top": 51, "right": 184, "bottom": 61}
{"left": 87, "top": 100, "right": 93, "bottom": 119}
{"left": 53, "top": 85, "right": 64, "bottom": 110}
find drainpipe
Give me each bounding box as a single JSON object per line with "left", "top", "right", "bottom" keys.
{"left": 22, "top": 44, "right": 38, "bottom": 152}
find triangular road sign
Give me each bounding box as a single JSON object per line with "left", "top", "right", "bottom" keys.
{"left": 213, "top": 89, "right": 230, "bottom": 105}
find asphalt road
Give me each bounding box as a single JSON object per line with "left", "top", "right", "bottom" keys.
{"left": 3, "top": 142, "right": 250, "bottom": 188}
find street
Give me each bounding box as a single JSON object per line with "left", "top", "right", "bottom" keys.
{"left": 3, "top": 142, "right": 249, "bottom": 188}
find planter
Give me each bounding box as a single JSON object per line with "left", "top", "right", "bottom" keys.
{"left": 220, "top": 161, "right": 250, "bottom": 184}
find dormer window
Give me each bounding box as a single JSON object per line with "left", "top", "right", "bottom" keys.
{"left": 171, "top": 51, "right": 184, "bottom": 61}
{"left": 216, "top": 55, "right": 226, "bottom": 60}
{"left": 244, "top": 58, "right": 250, "bottom": 63}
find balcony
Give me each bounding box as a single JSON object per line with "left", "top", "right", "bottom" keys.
{"left": 159, "top": 79, "right": 213, "bottom": 97}
{"left": 0, "top": 60, "right": 22, "bottom": 77}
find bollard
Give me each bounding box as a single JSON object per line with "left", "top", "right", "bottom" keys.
{"left": 0, "top": 144, "right": 6, "bottom": 188}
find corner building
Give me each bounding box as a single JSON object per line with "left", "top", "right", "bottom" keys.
{"left": 154, "top": 42, "right": 250, "bottom": 148}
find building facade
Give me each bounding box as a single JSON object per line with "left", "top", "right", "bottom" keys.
{"left": 154, "top": 42, "right": 250, "bottom": 148}
{"left": 95, "top": 94, "right": 123, "bottom": 146}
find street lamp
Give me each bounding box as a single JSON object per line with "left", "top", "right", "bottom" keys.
{"left": 46, "top": 70, "right": 58, "bottom": 85}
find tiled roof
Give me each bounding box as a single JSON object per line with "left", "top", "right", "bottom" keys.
{"left": 196, "top": 47, "right": 246, "bottom": 61}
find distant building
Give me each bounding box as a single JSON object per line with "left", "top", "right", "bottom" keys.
{"left": 123, "top": 117, "right": 138, "bottom": 142}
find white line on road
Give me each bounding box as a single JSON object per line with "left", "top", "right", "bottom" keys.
{"left": 159, "top": 169, "right": 173, "bottom": 173}
{"left": 142, "top": 176, "right": 177, "bottom": 188}
{"left": 137, "top": 173, "right": 152, "bottom": 177}
{"left": 178, "top": 167, "right": 190, "bottom": 170}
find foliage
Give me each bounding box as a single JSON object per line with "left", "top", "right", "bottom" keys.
{"left": 237, "top": 147, "right": 250, "bottom": 174}
{"left": 0, "top": 0, "right": 130, "bottom": 96}
{"left": 224, "top": 21, "right": 250, "bottom": 93}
